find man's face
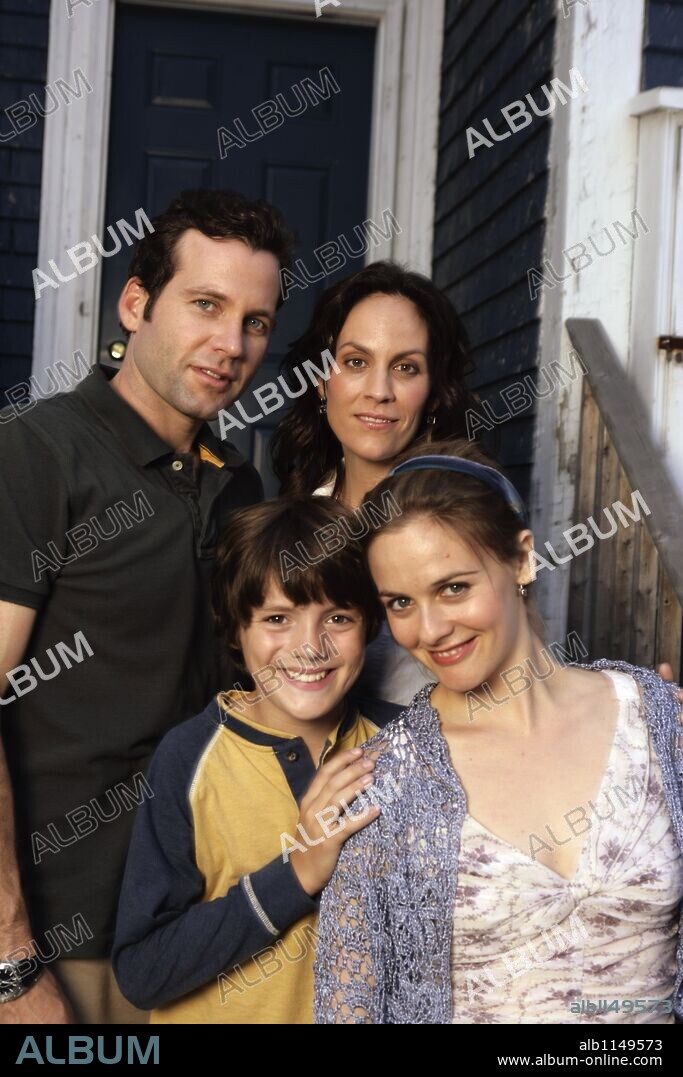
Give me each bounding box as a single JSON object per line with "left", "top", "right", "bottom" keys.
{"left": 118, "top": 230, "right": 281, "bottom": 421}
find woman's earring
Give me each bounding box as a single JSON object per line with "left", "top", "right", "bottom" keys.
{"left": 518, "top": 584, "right": 528, "bottom": 598}
{"left": 318, "top": 398, "right": 327, "bottom": 416}
{"left": 426, "top": 413, "right": 437, "bottom": 426}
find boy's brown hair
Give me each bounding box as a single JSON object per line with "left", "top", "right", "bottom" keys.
{"left": 212, "top": 497, "right": 384, "bottom": 680}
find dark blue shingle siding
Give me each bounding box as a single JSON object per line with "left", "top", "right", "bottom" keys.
{"left": 433, "top": 0, "right": 557, "bottom": 506}
{"left": 643, "top": 0, "right": 683, "bottom": 88}
{"left": 0, "top": 0, "right": 50, "bottom": 406}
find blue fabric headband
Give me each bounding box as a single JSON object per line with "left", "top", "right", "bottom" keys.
{"left": 387, "top": 455, "right": 528, "bottom": 526}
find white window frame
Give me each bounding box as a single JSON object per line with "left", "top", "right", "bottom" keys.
{"left": 32, "top": 0, "right": 445, "bottom": 382}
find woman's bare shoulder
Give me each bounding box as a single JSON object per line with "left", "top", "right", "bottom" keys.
{"left": 557, "top": 661, "right": 681, "bottom": 714}
{"left": 552, "top": 664, "right": 623, "bottom": 706}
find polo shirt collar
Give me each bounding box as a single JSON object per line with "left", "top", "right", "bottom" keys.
{"left": 75, "top": 365, "right": 246, "bottom": 469}
{"left": 197, "top": 421, "right": 244, "bottom": 469}
{"left": 215, "top": 692, "right": 358, "bottom": 750}
{"left": 322, "top": 698, "right": 357, "bottom": 754}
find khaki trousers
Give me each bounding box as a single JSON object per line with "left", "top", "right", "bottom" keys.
{"left": 52, "top": 958, "right": 150, "bottom": 1025}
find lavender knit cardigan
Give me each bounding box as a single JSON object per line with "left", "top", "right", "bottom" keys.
{"left": 313, "top": 660, "right": 683, "bottom": 1024}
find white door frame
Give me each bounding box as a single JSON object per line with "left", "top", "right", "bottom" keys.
{"left": 32, "top": 0, "right": 445, "bottom": 381}
{"left": 530, "top": 0, "right": 646, "bottom": 643}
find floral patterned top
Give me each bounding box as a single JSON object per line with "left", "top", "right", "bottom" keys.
{"left": 314, "top": 661, "right": 683, "bottom": 1024}
{"left": 450, "top": 670, "right": 683, "bottom": 1023}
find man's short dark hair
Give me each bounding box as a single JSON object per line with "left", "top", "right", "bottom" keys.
{"left": 127, "top": 188, "right": 296, "bottom": 319}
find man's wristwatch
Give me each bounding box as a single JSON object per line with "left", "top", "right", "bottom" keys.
{"left": 0, "top": 958, "right": 43, "bottom": 1003}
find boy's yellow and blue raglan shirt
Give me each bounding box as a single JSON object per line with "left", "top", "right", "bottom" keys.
{"left": 112, "top": 691, "right": 400, "bottom": 1023}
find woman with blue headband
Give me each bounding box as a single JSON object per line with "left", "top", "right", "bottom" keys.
{"left": 314, "top": 439, "right": 683, "bottom": 1025}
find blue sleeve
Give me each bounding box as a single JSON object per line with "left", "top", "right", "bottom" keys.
{"left": 112, "top": 715, "right": 318, "bottom": 1010}
{"left": 348, "top": 693, "right": 403, "bottom": 728}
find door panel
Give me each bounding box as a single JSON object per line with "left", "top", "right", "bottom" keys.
{"left": 99, "top": 3, "right": 375, "bottom": 493}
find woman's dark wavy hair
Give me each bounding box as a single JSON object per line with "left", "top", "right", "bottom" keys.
{"left": 270, "top": 261, "right": 481, "bottom": 497}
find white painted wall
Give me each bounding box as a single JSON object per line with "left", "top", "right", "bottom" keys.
{"left": 530, "top": 0, "right": 646, "bottom": 643}
{"left": 629, "top": 88, "right": 683, "bottom": 503}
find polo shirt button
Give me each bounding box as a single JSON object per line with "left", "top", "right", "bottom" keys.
{"left": 286, "top": 750, "right": 299, "bottom": 762}
{"left": 172, "top": 460, "right": 183, "bottom": 471}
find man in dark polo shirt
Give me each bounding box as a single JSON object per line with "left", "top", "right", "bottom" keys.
{"left": 0, "top": 189, "right": 293, "bottom": 1024}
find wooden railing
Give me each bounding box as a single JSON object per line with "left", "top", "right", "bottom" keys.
{"left": 564, "top": 319, "right": 683, "bottom": 678}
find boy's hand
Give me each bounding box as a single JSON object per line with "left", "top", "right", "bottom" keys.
{"left": 290, "top": 747, "right": 380, "bottom": 897}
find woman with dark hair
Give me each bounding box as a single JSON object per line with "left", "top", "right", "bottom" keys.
{"left": 271, "top": 262, "right": 482, "bottom": 703}
{"left": 271, "top": 261, "right": 479, "bottom": 504}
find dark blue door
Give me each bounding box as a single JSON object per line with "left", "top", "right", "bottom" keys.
{"left": 99, "top": 3, "right": 375, "bottom": 492}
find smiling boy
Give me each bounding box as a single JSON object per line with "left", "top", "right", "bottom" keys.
{"left": 112, "top": 497, "right": 400, "bottom": 1023}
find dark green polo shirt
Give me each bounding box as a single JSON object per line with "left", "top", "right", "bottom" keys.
{"left": 0, "top": 366, "right": 263, "bottom": 958}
